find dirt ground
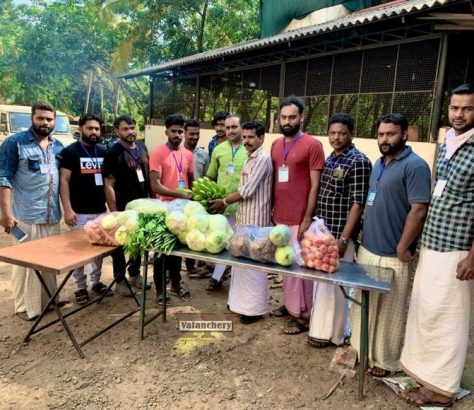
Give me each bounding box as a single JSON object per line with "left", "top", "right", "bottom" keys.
{"left": 0, "top": 228, "right": 473, "bottom": 410}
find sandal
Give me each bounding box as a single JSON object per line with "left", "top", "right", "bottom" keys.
{"left": 206, "top": 278, "right": 222, "bottom": 291}
{"left": 155, "top": 293, "right": 172, "bottom": 305}
{"left": 91, "top": 282, "right": 114, "bottom": 297}
{"left": 170, "top": 287, "right": 191, "bottom": 300}
{"left": 269, "top": 306, "right": 288, "bottom": 317}
{"left": 188, "top": 267, "right": 211, "bottom": 279}
{"left": 307, "top": 336, "right": 330, "bottom": 348}
{"left": 282, "top": 318, "right": 309, "bottom": 335}
{"left": 401, "top": 387, "right": 454, "bottom": 407}
{"left": 74, "top": 289, "right": 90, "bottom": 305}
{"left": 368, "top": 367, "right": 389, "bottom": 377}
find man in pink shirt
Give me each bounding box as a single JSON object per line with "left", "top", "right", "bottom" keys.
{"left": 149, "top": 114, "right": 193, "bottom": 302}
{"left": 270, "top": 96, "right": 325, "bottom": 334}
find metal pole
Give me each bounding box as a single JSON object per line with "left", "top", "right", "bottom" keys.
{"left": 140, "top": 251, "right": 149, "bottom": 340}
{"left": 359, "top": 290, "right": 369, "bottom": 400}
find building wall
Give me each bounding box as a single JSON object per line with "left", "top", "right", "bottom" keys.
{"left": 145, "top": 124, "right": 439, "bottom": 172}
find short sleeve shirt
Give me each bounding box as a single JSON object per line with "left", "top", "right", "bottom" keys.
{"left": 149, "top": 144, "right": 194, "bottom": 201}
{"left": 192, "top": 147, "right": 209, "bottom": 180}
{"left": 60, "top": 141, "right": 106, "bottom": 214}
{"left": 316, "top": 145, "right": 372, "bottom": 239}
{"left": 102, "top": 141, "right": 150, "bottom": 211}
{"left": 271, "top": 133, "right": 325, "bottom": 225}
{"left": 362, "top": 146, "right": 431, "bottom": 256}
{"left": 421, "top": 137, "right": 474, "bottom": 252}
{"left": 206, "top": 141, "right": 247, "bottom": 215}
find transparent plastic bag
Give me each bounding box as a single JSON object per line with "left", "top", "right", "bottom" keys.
{"left": 124, "top": 198, "right": 169, "bottom": 214}
{"left": 228, "top": 225, "right": 295, "bottom": 266}
{"left": 84, "top": 210, "right": 139, "bottom": 246}
{"left": 329, "top": 347, "right": 357, "bottom": 378}
{"left": 298, "top": 217, "right": 340, "bottom": 273}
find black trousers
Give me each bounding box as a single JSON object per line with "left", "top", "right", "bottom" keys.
{"left": 153, "top": 254, "right": 182, "bottom": 293}
{"left": 111, "top": 247, "right": 140, "bottom": 283}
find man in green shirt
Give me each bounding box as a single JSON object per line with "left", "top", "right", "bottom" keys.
{"left": 206, "top": 114, "right": 246, "bottom": 290}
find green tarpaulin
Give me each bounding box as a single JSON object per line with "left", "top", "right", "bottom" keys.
{"left": 260, "top": 0, "right": 383, "bottom": 37}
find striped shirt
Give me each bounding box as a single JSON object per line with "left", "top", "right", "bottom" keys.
{"left": 235, "top": 146, "right": 273, "bottom": 228}
{"left": 421, "top": 135, "right": 474, "bottom": 252}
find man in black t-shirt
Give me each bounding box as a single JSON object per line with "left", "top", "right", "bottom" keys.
{"left": 60, "top": 114, "right": 113, "bottom": 305}
{"left": 103, "top": 115, "right": 151, "bottom": 295}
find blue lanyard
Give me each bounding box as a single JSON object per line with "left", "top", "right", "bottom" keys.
{"left": 328, "top": 147, "right": 355, "bottom": 170}
{"left": 123, "top": 143, "right": 141, "bottom": 166}
{"left": 229, "top": 142, "right": 241, "bottom": 162}
{"left": 79, "top": 142, "right": 99, "bottom": 169}
{"left": 444, "top": 159, "right": 451, "bottom": 177}
{"left": 282, "top": 131, "right": 303, "bottom": 164}
{"left": 375, "top": 159, "right": 386, "bottom": 187}
{"left": 34, "top": 140, "right": 50, "bottom": 163}
{"left": 167, "top": 144, "right": 183, "bottom": 174}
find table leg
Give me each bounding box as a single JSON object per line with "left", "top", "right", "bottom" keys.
{"left": 162, "top": 255, "right": 166, "bottom": 323}
{"left": 27, "top": 269, "right": 85, "bottom": 358}
{"left": 139, "top": 251, "right": 149, "bottom": 340}
{"left": 359, "top": 290, "right": 369, "bottom": 400}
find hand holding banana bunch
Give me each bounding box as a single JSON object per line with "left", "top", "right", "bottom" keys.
{"left": 176, "top": 177, "right": 227, "bottom": 212}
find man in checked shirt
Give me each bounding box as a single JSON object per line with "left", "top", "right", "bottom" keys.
{"left": 307, "top": 113, "right": 371, "bottom": 348}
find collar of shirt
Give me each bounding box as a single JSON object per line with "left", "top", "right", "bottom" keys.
{"left": 27, "top": 127, "right": 53, "bottom": 143}
{"left": 248, "top": 146, "right": 264, "bottom": 159}
{"left": 329, "top": 143, "right": 355, "bottom": 160}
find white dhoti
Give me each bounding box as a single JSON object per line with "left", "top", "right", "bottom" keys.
{"left": 350, "top": 246, "right": 409, "bottom": 372}
{"left": 400, "top": 247, "right": 471, "bottom": 397}
{"left": 308, "top": 240, "right": 355, "bottom": 345}
{"left": 228, "top": 266, "right": 268, "bottom": 316}
{"left": 11, "top": 221, "right": 61, "bottom": 319}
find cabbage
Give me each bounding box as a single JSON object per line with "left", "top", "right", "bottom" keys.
{"left": 178, "top": 231, "right": 188, "bottom": 245}
{"left": 205, "top": 230, "right": 227, "bottom": 254}
{"left": 183, "top": 201, "right": 206, "bottom": 217}
{"left": 165, "top": 211, "right": 187, "bottom": 235}
{"left": 116, "top": 210, "right": 138, "bottom": 224}
{"left": 269, "top": 225, "right": 292, "bottom": 247}
{"left": 186, "top": 213, "right": 209, "bottom": 233}
{"left": 208, "top": 214, "right": 228, "bottom": 232}
{"left": 101, "top": 214, "right": 117, "bottom": 230}
{"left": 186, "top": 230, "right": 206, "bottom": 251}
{"left": 125, "top": 199, "right": 168, "bottom": 215}
{"left": 114, "top": 225, "right": 130, "bottom": 245}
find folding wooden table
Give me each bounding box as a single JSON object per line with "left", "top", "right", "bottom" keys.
{"left": 0, "top": 230, "right": 140, "bottom": 358}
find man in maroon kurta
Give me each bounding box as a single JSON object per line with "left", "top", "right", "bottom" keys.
{"left": 270, "top": 96, "right": 325, "bottom": 334}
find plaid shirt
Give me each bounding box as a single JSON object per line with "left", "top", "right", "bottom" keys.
{"left": 421, "top": 135, "right": 474, "bottom": 252}
{"left": 316, "top": 144, "right": 372, "bottom": 239}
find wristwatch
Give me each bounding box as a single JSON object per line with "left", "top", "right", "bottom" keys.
{"left": 339, "top": 237, "right": 349, "bottom": 247}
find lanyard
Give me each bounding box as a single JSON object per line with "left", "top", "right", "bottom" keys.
{"left": 282, "top": 131, "right": 303, "bottom": 164}
{"left": 167, "top": 144, "right": 183, "bottom": 174}
{"left": 443, "top": 159, "right": 451, "bottom": 178}
{"left": 34, "top": 140, "right": 51, "bottom": 163}
{"left": 123, "top": 143, "right": 141, "bottom": 166}
{"left": 375, "top": 158, "right": 386, "bottom": 187}
{"left": 229, "top": 142, "right": 241, "bottom": 162}
{"left": 79, "top": 142, "right": 99, "bottom": 169}
{"left": 327, "top": 147, "right": 355, "bottom": 170}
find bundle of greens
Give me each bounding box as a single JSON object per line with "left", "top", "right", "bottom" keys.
{"left": 124, "top": 211, "right": 177, "bottom": 259}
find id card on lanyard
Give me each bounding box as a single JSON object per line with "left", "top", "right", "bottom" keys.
{"left": 278, "top": 132, "right": 302, "bottom": 183}
{"left": 35, "top": 140, "right": 51, "bottom": 175}
{"left": 328, "top": 147, "right": 354, "bottom": 179}
{"left": 226, "top": 143, "right": 241, "bottom": 176}
{"left": 433, "top": 159, "right": 450, "bottom": 198}
{"left": 124, "top": 143, "right": 144, "bottom": 183}
{"left": 366, "top": 159, "right": 386, "bottom": 206}
{"left": 168, "top": 144, "right": 185, "bottom": 188}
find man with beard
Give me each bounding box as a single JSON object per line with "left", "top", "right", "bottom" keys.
{"left": 209, "top": 121, "right": 273, "bottom": 324}
{"left": 150, "top": 114, "right": 193, "bottom": 302}
{"left": 205, "top": 115, "right": 247, "bottom": 291}
{"left": 103, "top": 115, "right": 151, "bottom": 297}
{"left": 0, "top": 102, "right": 64, "bottom": 321}
{"left": 350, "top": 113, "right": 431, "bottom": 377}
{"left": 307, "top": 113, "right": 371, "bottom": 348}
{"left": 183, "top": 119, "right": 210, "bottom": 277}
{"left": 60, "top": 114, "right": 113, "bottom": 305}
{"left": 208, "top": 111, "right": 230, "bottom": 158}
{"left": 269, "top": 96, "right": 325, "bottom": 335}
{"left": 400, "top": 84, "right": 474, "bottom": 407}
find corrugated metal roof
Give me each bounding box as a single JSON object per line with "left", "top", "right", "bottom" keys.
{"left": 122, "top": 0, "right": 452, "bottom": 79}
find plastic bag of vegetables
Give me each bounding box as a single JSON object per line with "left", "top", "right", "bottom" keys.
{"left": 298, "top": 217, "right": 340, "bottom": 273}
{"left": 228, "top": 225, "right": 295, "bottom": 266}
{"left": 125, "top": 198, "right": 169, "bottom": 215}
{"left": 84, "top": 210, "right": 140, "bottom": 246}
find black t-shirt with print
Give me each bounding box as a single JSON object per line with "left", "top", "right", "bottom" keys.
{"left": 60, "top": 141, "right": 107, "bottom": 214}
{"left": 102, "top": 141, "right": 150, "bottom": 211}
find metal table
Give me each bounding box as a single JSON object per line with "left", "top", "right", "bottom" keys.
{"left": 139, "top": 247, "right": 393, "bottom": 400}
{"left": 0, "top": 230, "right": 140, "bottom": 358}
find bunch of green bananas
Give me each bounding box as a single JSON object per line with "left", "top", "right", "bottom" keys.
{"left": 191, "top": 177, "right": 226, "bottom": 207}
